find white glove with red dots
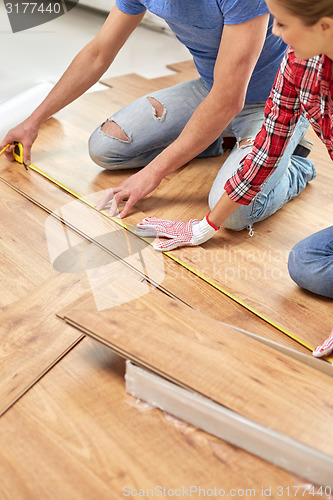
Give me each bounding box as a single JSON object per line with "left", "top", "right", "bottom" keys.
{"left": 134, "top": 214, "right": 219, "bottom": 251}
{"left": 313, "top": 329, "right": 333, "bottom": 358}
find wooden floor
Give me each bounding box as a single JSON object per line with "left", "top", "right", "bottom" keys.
{"left": 0, "top": 62, "right": 332, "bottom": 498}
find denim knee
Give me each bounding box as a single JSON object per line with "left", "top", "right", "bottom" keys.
{"left": 88, "top": 126, "right": 127, "bottom": 170}
{"left": 288, "top": 236, "right": 333, "bottom": 298}
{"left": 288, "top": 241, "right": 307, "bottom": 288}
{"left": 221, "top": 209, "right": 249, "bottom": 231}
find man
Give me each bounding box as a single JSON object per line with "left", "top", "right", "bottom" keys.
{"left": 1, "top": 1, "right": 312, "bottom": 225}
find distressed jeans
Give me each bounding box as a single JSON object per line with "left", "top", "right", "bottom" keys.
{"left": 89, "top": 78, "right": 315, "bottom": 229}
{"left": 288, "top": 226, "right": 333, "bottom": 298}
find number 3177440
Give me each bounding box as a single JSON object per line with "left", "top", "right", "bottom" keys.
{"left": 5, "top": 3, "right": 62, "bottom": 14}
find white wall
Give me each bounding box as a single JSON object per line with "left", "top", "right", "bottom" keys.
{"left": 78, "top": 1, "right": 172, "bottom": 34}
{"left": 79, "top": 0, "right": 114, "bottom": 12}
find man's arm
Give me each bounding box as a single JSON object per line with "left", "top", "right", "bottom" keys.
{"left": 0, "top": 6, "right": 145, "bottom": 164}
{"left": 131, "top": 50, "right": 302, "bottom": 252}
{"left": 98, "top": 13, "right": 270, "bottom": 217}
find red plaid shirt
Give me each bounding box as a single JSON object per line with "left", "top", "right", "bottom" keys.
{"left": 225, "top": 47, "right": 333, "bottom": 205}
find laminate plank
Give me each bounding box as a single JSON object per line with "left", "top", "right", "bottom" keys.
{"left": 59, "top": 289, "right": 333, "bottom": 460}
{"left": 32, "top": 82, "right": 332, "bottom": 352}
{"left": 0, "top": 264, "right": 89, "bottom": 416}
{"left": 0, "top": 181, "right": 98, "bottom": 414}
{"left": 0, "top": 160, "right": 311, "bottom": 354}
{"left": 0, "top": 337, "right": 316, "bottom": 500}
{"left": 0, "top": 179, "right": 70, "bottom": 307}
{"left": 162, "top": 148, "right": 332, "bottom": 350}
{"left": 101, "top": 59, "right": 199, "bottom": 91}
{"left": 2, "top": 64, "right": 331, "bottom": 351}
{"left": 100, "top": 72, "right": 164, "bottom": 98}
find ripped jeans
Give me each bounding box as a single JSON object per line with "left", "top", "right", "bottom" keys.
{"left": 89, "top": 78, "right": 315, "bottom": 230}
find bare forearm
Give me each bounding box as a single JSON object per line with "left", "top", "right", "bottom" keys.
{"left": 29, "top": 7, "right": 144, "bottom": 128}
{"left": 146, "top": 16, "right": 268, "bottom": 183}
{"left": 209, "top": 192, "right": 240, "bottom": 227}
{"left": 29, "top": 43, "right": 112, "bottom": 127}
{"left": 147, "top": 92, "right": 242, "bottom": 180}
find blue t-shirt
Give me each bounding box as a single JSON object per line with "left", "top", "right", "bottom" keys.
{"left": 116, "top": 0, "right": 286, "bottom": 102}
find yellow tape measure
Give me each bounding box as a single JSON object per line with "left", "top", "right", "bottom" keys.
{"left": 0, "top": 144, "right": 10, "bottom": 156}
{"left": 13, "top": 142, "right": 28, "bottom": 170}
{"left": 1, "top": 142, "right": 331, "bottom": 361}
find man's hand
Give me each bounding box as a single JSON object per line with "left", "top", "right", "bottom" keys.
{"left": 134, "top": 214, "right": 219, "bottom": 251}
{"left": 1, "top": 118, "right": 39, "bottom": 165}
{"left": 96, "top": 165, "right": 162, "bottom": 218}
{"left": 313, "top": 329, "right": 333, "bottom": 358}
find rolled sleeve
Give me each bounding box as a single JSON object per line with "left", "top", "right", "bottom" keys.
{"left": 225, "top": 48, "right": 301, "bottom": 205}
{"left": 116, "top": 0, "right": 146, "bottom": 15}
{"left": 222, "top": 0, "right": 269, "bottom": 25}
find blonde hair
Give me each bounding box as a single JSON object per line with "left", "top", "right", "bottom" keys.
{"left": 277, "top": 0, "right": 333, "bottom": 25}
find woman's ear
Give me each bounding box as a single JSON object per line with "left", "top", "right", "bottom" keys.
{"left": 319, "top": 16, "right": 333, "bottom": 33}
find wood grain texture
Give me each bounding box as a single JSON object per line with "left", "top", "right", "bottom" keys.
{"left": 163, "top": 128, "right": 333, "bottom": 349}
{"left": 101, "top": 59, "right": 199, "bottom": 92}
{"left": 102, "top": 68, "right": 333, "bottom": 350}
{"left": 0, "top": 182, "right": 52, "bottom": 307}
{"left": 27, "top": 71, "right": 333, "bottom": 348}
{"left": 0, "top": 337, "right": 315, "bottom": 500}
{"left": 60, "top": 289, "right": 333, "bottom": 459}
{"left": 0, "top": 181, "right": 95, "bottom": 415}
{"left": 1, "top": 62, "right": 331, "bottom": 351}
{"left": 0, "top": 157, "right": 311, "bottom": 354}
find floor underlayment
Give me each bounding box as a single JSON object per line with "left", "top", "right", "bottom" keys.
{"left": 0, "top": 62, "right": 333, "bottom": 497}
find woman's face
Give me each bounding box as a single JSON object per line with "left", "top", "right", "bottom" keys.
{"left": 266, "top": 0, "right": 327, "bottom": 60}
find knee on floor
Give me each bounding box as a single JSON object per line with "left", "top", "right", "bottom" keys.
{"left": 287, "top": 242, "right": 307, "bottom": 286}
{"left": 221, "top": 215, "right": 248, "bottom": 231}
{"left": 287, "top": 241, "right": 326, "bottom": 295}
{"left": 88, "top": 121, "right": 130, "bottom": 169}
{"left": 209, "top": 194, "right": 248, "bottom": 231}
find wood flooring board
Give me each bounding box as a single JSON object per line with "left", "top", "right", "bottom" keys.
{"left": 60, "top": 290, "right": 333, "bottom": 459}
{"left": 167, "top": 60, "right": 198, "bottom": 74}
{"left": 1, "top": 64, "right": 332, "bottom": 351}
{"left": 1, "top": 141, "right": 310, "bottom": 355}
{"left": 0, "top": 269, "right": 89, "bottom": 416}
{"left": 0, "top": 337, "right": 316, "bottom": 500}
{"left": 0, "top": 180, "right": 56, "bottom": 306}
{"left": 100, "top": 72, "right": 164, "bottom": 97}
{"left": 0, "top": 180, "right": 99, "bottom": 414}
{"left": 101, "top": 59, "right": 199, "bottom": 91}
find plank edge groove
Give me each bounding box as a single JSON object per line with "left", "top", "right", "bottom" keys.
{"left": 0, "top": 334, "right": 85, "bottom": 417}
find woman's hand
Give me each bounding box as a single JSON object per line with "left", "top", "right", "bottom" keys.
{"left": 134, "top": 214, "right": 219, "bottom": 251}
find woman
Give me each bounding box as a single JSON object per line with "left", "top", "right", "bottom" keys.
{"left": 137, "top": 0, "right": 333, "bottom": 357}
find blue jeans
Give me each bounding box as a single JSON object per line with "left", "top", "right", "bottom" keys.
{"left": 288, "top": 227, "right": 333, "bottom": 298}
{"left": 208, "top": 113, "right": 315, "bottom": 230}
{"left": 89, "top": 78, "right": 212, "bottom": 168}
{"left": 89, "top": 78, "right": 315, "bottom": 228}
